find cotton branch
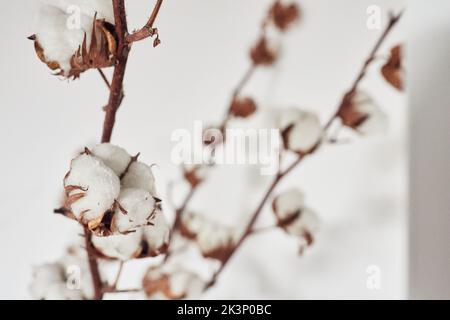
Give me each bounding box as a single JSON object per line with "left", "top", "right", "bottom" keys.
{"left": 164, "top": 0, "right": 282, "bottom": 261}
{"left": 206, "top": 11, "right": 404, "bottom": 289}
{"left": 126, "top": 0, "right": 164, "bottom": 45}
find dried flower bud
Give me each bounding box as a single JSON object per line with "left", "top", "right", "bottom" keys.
{"left": 337, "top": 91, "right": 387, "bottom": 135}
{"left": 30, "top": 1, "right": 116, "bottom": 78}
{"left": 230, "top": 97, "right": 258, "bottom": 118}
{"left": 272, "top": 189, "right": 319, "bottom": 246}
{"left": 250, "top": 37, "right": 278, "bottom": 66}
{"left": 269, "top": 1, "right": 300, "bottom": 31}
{"left": 143, "top": 267, "right": 205, "bottom": 300}
{"left": 278, "top": 108, "right": 322, "bottom": 154}
{"left": 62, "top": 143, "right": 162, "bottom": 235}
{"left": 180, "top": 212, "right": 235, "bottom": 261}
{"left": 30, "top": 245, "right": 97, "bottom": 300}
{"left": 381, "top": 45, "right": 404, "bottom": 91}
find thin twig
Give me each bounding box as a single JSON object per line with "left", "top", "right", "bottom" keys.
{"left": 206, "top": 11, "right": 403, "bottom": 289}
{"left": 101, "top": 0, "right": 129, "bottom": 143}
{"left": 166, "top": 0, "right": 278, "bottom": 253}
{"left": 126, "top": 0, "right": 164, "bottom": 43}
{"left": 163, "top": 186, "right": 196, "bottom": 262}
{"left": 97, "top": 68, "right": 111, "bottom": 89}
{"left": 111, "top": 261, "right": 124, "bottom": 290}
{"left": 83, "top": 227, "right": 104, "bottom": 300}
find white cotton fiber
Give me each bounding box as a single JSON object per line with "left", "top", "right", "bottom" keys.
{"left": 112, "top": 188, "right": 157, "bottom": 234}
{"left": 64, "top": 153, "right": 120, "bottom": 225}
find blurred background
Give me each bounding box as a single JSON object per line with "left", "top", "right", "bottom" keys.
{"left": 0, "top": 0, "right": 440, "bottom": 299}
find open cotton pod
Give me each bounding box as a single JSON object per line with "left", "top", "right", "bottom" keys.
{"left": 142, "top": 267, "right": 206, "bottom": 300}
{"left": 337, "top": 91, "right": 387, "bottom": 135}
{"left": 29, "top": 0, "right": 116, "bottom": 78}
{"left": 92, "top": 211, "right": 169, "bottom": 260}
{"left": 277, "top": 108, "right": 322, "bottom": 154}
{"left": 29, "top": 245, "right": 96, "bottom": 300}
{"left": 92, "top": 229, "right": 144, "bottom": 261}
{"left": 141, "top": 211, "right": 170, "bottom": 257}
{"left": 180, "top": 212, "right": 236, "bottom": 262}
{"left": 272, "top": 189, "right": 319, "bottom": 247}
{"left": 62, "top": 143, "right": 161, "bottom": 235}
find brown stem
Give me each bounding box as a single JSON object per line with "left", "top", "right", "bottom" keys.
{"left": 325, "top": 11, "right": 403, "bottom": 129}
{"left": 126, "top": 0, "right": 164, "bottom": 43}
{"left": 167, "top": 1, "right": 275, "bottom": 244}
{"left": 83, "top": 227, "right": 104, "bottom": 300}
{"left": 101, "top": 0, "right": 129, "bottom": 143}
{"left": 206, "top": 11, "right": 403, "bottom": 289}
{"left": 81, "top": 0, "right": 130, "bottom": 301}
{"left": 163, "top": 186, "right": 196, "bottom": 262}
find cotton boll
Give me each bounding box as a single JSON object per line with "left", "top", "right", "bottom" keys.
{"left": 29, "top": 263, "right": 65, "bottom": 299}
{"left": 143, "top": 212, "right": 170, "bottom": 256}
{"left": 33, "top": 5, "right": 91, "bottom": 73}
{"left": 273, "top": 189, "right": 319, "bottom": 244}
{"left": 352, "top": 92, "right": 388, "bottom": 135}
{"left": 337, "top": 91, "right": 388, "bottom": 135}
{"left": 59, "top": 245, "right": 95, "bottom": 299}
{"left": 143, "top": 267, "right": 206, "bottom": 300}
{"left": 284, "top": 207, "right": 319, "bottom": 239}
{"left": 121, "top": 162, "right": 157, "bottom": 196}
{"left": 91, "top": 143, "right": 132, "bottom": 177}
{"left": 283, "top": 112, "right": 322, "bottom": 154}
{"left": 31, "top": 1, "right": 116, "bottom": 77}
{"left": 92, "top": 229, "right": 144, "bottom": 261}
{"left": 180, "top": 212, "right": 235, "bottom": 261}
{"left": 112, "top": 188, "right": 158, "bottom": 234}
{"left": 169, "top": 271, "right": 205, "bottom": 299}
{"left": 277, "top": 107, "right": 305, "bottom": 130}
{"left": 196, "top": 225, "right": 235, "bottom": 261}
{"left": 30, "top": 247, "right": 94, "bottom": 300}
{"left": 180, "top": 212, "right": 205, "bottom": 239}
{"left": 64, "top": 153, "right": 120, "bottom": 229}
{"left": 272, "top": 188, "right": 305, "bottom": 219}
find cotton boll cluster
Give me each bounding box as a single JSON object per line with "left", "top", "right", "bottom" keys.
{"left": 63, "top": 144, "right": 163, "bottom": 237}
{"left": 30, "top": 246, "right": 95, "bottom": 300}
{"left": 30, "top": 0, "right": 116, "bottom": 78}
{"left": 142, "top": 266, "right": 206, "bottom": 300}
{"left": 180, "top": 212, "right": 236, "bottom": 261}
{"left": 277, "top": 108, "right": 323, "bottom": 154}
{"left": 92, "top": 211, "right": 170, "bottom": 260}
{"left": 272, "top": 189, "right": 319, "bottom": 249}
{"left": 337, "top": 91, "right": 387, "bottom": 135}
